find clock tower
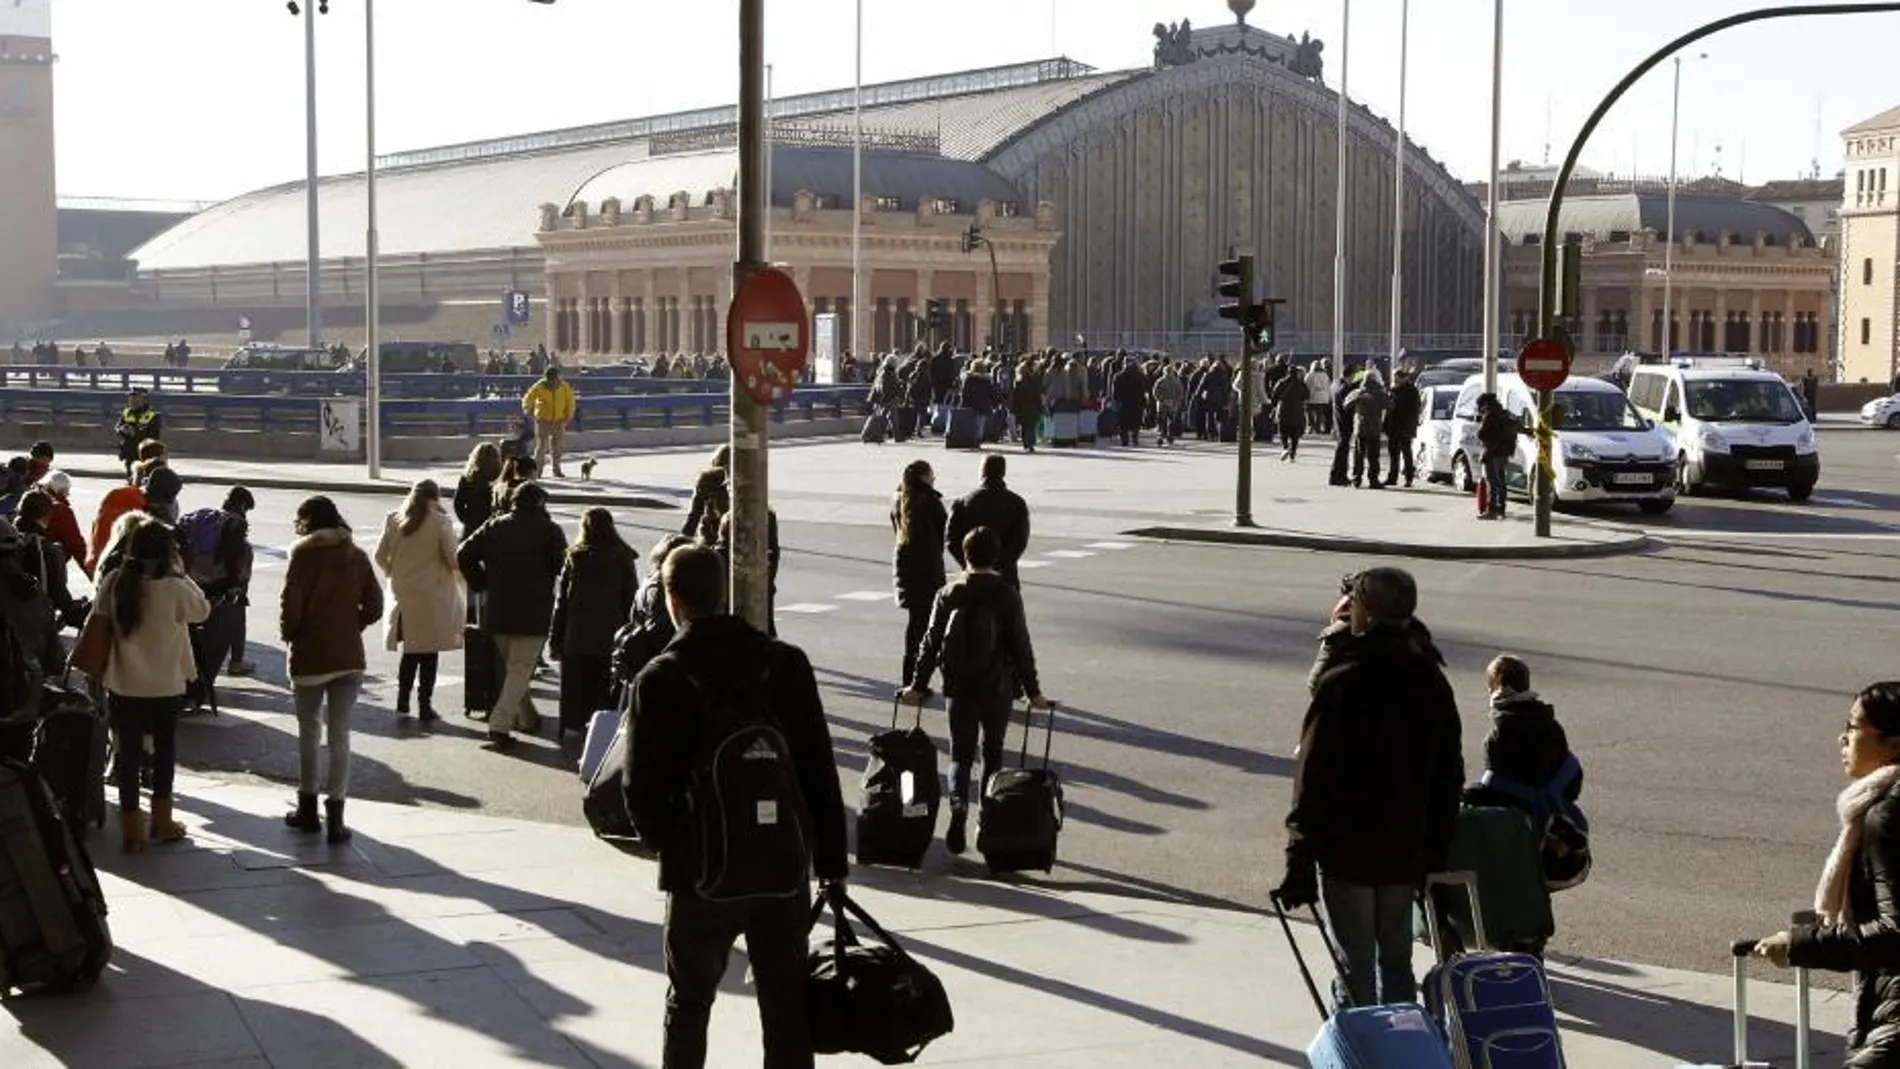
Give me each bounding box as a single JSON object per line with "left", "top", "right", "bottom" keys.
{"left": 0, "top": 0, "right": 56, "bottom": 330}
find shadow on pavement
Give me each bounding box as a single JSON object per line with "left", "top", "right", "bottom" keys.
{"left": 1549, "top": 971, "right": 1843, "bottom": 1065}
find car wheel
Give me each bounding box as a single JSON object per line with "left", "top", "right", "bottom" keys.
{"left": 1887, "top": 413, "right": 1900, "bottom": 430}
{"left": 1638, "top": 499, "right": 1674, "bottom": 516}
{"left": 1788, "top": 482, "right": 1815, "bottom": 503}
{"left": 1453, "top": 454, "right": 1474, "bottom": 493}
{"left": 1675, "top": 453, "right": 1701, "bottom": 497}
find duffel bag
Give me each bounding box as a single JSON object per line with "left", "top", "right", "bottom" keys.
{"left": 807, "top": 887, "right": 953, "bottom": 1064}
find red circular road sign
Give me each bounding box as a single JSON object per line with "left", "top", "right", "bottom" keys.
{"left": 1516, "top": 337, "right": 1572, "bottom": 392}
{"left": 725, "top": 267, "right": 810, "bottom": 407}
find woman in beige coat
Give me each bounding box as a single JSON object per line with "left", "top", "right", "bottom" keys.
{"left": 374, "top": 480, "right": 464, "bottom": 722}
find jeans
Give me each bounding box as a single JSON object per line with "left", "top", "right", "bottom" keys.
{"left": 1483, "top": 455, "right": 1509, "bottom": 515}
{"left": 494, "top": 633, "right": 544, "bottom": 735}
{"left": 1351, "top": 435, "right": 1384, "bottom": 486}
{"left": 1020, "top": 414, "right": 1039, "bottom": 452}
{"left": 109, "top": 693, "right": 181, "bottom": 811}
{"left": 663, "top": 888, "right": 814, "bottom": 1069}
{"left": 1320, "top": 875, "right": 1417, "bottom": 1009}
{"left": 229, "top": 599, "right": 250, "bottom": 666}
{"left": 946, "top": 690, "right": 1014, "bottom": 807}
{"left": 397, "top": 652, "right": 438, "bottom": 703}
{"left": 293, "top": 673, "right": 361, "bottom": 799}
{"left": 534, "top": 421, "right": 566, "bottom": 473}
{"left": 1387, "top": 436, "right": 1416, "bottom": 485}
{"left": 900, "top": 601, "right": 932, "bottom": 688}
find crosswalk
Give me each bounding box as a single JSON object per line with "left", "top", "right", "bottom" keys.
{"left": 773, "top": 540, "right": 1135, "bottom": 616}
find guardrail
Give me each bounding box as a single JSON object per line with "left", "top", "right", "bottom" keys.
{"left": 0, "top": 365, "right": 734, "bottom": 399}
{"left": 0, "top": 385, "right": 872, "bottom": 438}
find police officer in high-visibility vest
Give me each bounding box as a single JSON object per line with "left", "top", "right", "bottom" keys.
{"left": 520, "top": 366, "right": 576, "bottom": 479}
{"left": 115, "top": 389, "right": 162, "bottom": 481}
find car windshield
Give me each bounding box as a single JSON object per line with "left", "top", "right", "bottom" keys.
{"left": 1429, "top": 391, "right": 1458, "bottom": 419}
{"left": 1550, "top": 390, "right": 1647, "bottom": 431}
{"left": 1684, "top": 380, "right": 1806, "bottom": 424}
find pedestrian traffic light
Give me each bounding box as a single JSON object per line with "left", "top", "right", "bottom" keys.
{"left": 1250, "top": 298, "right": 1283, "bottom": 350}
{"left": 1217, "top": 254, "right": 1255, "bottom": 326}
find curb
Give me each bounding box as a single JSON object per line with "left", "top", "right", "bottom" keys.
{"left": 1123, "top": 525, "right": 1652, "bottom": 561}
{"left": 63, "top": 466, "right": 680, "bottom": 511}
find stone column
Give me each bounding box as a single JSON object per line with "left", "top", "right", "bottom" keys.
{"left": 680, "top": 274, "right": 695, "bottom": 353}
{"left": 715, "top": 270, "right": 735, "bottom": 357}
{"left": 1581, "top": 285, "right": 1600, "bottom": 354}
{"left": 1633, "top": 285, "right": 1651, "bottom": 353}
{"left": 643, "top": 272, "right": 658, "bottom": 353}
{"left": 1784, "top": 292, "right": 1797, "bottom": 355}
{"left": 1030, "top": 270, "right": 1052, "bottom": 351}
{"left": 609, "top": 295, "right": 627, "bottom": 355}
{"left": 1748, "top": 290, "right": 1763, "bottom": 353}
{"left": 575, "top": 281, "right": 591, "bottom": 354}
{"left": 1713, "top": 290, "right": 1728, "bottom": 353}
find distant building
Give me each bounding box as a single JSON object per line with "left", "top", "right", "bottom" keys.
{"left": 1839, "top": 105, "right": 1900, "bottom": 385}
{"left": 0, "top": 0, "right": 56, "bottom": 333}
{"left": 1746, "top": 177, "right": 1843, "bottom": 245}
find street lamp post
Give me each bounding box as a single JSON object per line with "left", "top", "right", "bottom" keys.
{"left": 1389, "top": 0, "right": 1408, "bottom": 370}
{"left": 1482, "top": 0, "right": 1503, "bottom": 394}
{"left": 1330, "top": 0, "right": 1350, "bottom": 385}
{"left": 365, "top": 0, "right": 382, "bottom": 479}
{"left": 730, "top": 0, "right": 771, "bottom": 630}
{"left": 851, "top": 0, "right": 863, "bottom": 363}
{"left": 1662, "top": 52, "right": 1706, "bottom": 357}
{"left": 302, "top": 0, "right": 322, "bottom": 350}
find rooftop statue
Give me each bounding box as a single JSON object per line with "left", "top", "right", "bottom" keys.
{"left": 1152, "top": 19, "right": 1197, "bottom": 69}
{"left": 1288, "top": 31, "right": 1325, "bottom": 81}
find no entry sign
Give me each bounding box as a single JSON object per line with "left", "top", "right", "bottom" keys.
{"left": 726, "top": 267, "right": 810, "bottom": 407}
{"left": 1517, "top": 337, "right": 1572, "bottom": 392}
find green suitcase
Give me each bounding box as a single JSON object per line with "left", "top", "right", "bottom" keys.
{"left": 1416, "top": 806, "right": 1554, "bottom": 954}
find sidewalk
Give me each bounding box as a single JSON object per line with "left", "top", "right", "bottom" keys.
{"left": 1, "top": 775, "right": 1849, "bottom": 1067}
{"left": 49, "top": 434, "right": 1652, "bottom": 559}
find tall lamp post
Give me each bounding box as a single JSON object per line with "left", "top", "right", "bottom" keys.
{"left": 295, "top": 1, "right": 324, "bottom": 350}
{"left": 1389, "top": 0, "right": 1409, "bottom": 370}
{"left": 851, "top": 0, "right": 863, "bottom": 363}
{"left": 1661, "top": 52, "right": 1707, "bottom": 357}
{"left": 1481, "top": 0, "right": 1502, "bottom": 394}
{"left": 1330, "top": 0, "right": 1350, "bottom": 384}
{"left": 365, "top": 0, "right": 381, "bottom": 477}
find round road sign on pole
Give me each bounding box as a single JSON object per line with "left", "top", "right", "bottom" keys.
{"left": 725, "top": 267, "right": 810, "bottom": 407}
{"left": 1517, "top": 337, "right": 1572, "bottom": 392}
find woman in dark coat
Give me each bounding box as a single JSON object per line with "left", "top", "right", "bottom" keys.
{"left": 1011, "top": 359, "right": 1046, "bottom": 453}
{"left": 890, "top": 459, "right": 947, "bottom": 685}
{"left": 550, "top": 508, "right": 640, "bottom": 735}
{"left": 454, "top": 443, "right": 502, "bottom": 536}
{"left": 1757, "top": 681, "right": 1900, "bottom": 1066}
{"left": 681, "top": 444, "right": 731, "bottom": 542}
{"left": 1271, "top": 368, "right": 1311, "bottom": 461}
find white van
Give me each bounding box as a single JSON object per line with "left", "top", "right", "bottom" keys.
{"left": 1625, "top": 359, "right": 1819, "bottom": 500}
{"left": 1448, "top": 373, "right": 1678, "bottom": 514}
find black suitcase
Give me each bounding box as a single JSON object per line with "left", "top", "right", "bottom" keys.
{"left": 580, "top": 709, "right": 636, "bottom": 840}
{"left": 892, "top": 406, "right": 917, "bottom": 443}
{"left": 463, "top": 625, "right": 498, "bottom": 720}
{"left": 943, "top": 408, "right": 983, "bottom": 451}
{"left": 861, "top": 411, "right": 889, "bottom": 444}
{"left": 975, "top": 703, "right": 1064, "bottom": 874}
{"left": 31, "top": 687, "right": 110, "bottom": 834}
{"left": 855, "top": 700, "right": 942, "bottom": 870}
{"left": 983, "top": 411, "right": 1007, "bottom": 443}
{"left": 0, "top": 760, "right": 113, "bottom": 995}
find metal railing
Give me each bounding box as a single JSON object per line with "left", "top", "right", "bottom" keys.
{"left": 0, "top": 366, "right": 732, "bottom": 400}
{"left": 1061, "top": 330, "right": 1490, "bottom": 355}
{"left": 0, "top": 386, "right": 871, "bottom": 439}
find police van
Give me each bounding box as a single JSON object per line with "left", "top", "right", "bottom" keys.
{"left": 1448, "top": 372, "right": 1678, "bottom": 514}
{"left": 1624, "top": 357, "right": 1819, "bottom": 501}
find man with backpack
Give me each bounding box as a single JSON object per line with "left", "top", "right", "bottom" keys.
{"left": 900, "top": 526, "right": 1052, "bottom": 856}
{"left": 625, "top": 544, "right": 849, "bottom": 1069}
{"left": 175, "top": 488, "right": 258, "bottom": 677}
{"left": 944, "top": 454, "right": 1031, "bottom": 589}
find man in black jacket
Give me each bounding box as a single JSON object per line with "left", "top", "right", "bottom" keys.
{"left": 1277, "top": 566, "right": 1462, "bottom": 1009}
{"left": 1385, "top": 367, "right": 1423, "bottom": 488}
{"left": 457, "top": 481, "right": 567, "bottom": 749}
{"left": 1113, "top": 359, "right": 1149, "bottom": 447}
{"left": 901, "top": 526, "right": 1052, "bottom": 855}
{"left": 944, "top": 453, "right": 1031, "bottom": 588}
{"left": 626, "top": 545, "right": 848, "bottom": 1069}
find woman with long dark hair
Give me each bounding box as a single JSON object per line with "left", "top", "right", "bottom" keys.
{"left": 95, "top": 516, "right": 210, "bottom": 852}
{"left": 454, "top": 442, "right": 503, "bottom": 535}
{"left": 375, "top": 480, "right": 464, "bottom": 722}
{"left": 550, "top": 507, "right": 640, "bottom": 735}
{"left": 890, "top": 459, "right": 946, "bottom": 684}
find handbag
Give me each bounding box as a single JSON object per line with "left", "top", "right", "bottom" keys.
{"left": 807, "top": 887, "right": 954, "bottom": 1064}
{"left": 67, "top": 608, "right": 113, "bottom": 680}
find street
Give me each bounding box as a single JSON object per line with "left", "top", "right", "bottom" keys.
{"left": 45, "top": 425, "right": 1900, "bottom": 979}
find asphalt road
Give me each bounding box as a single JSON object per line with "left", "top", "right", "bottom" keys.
{"left": 42, "top": 425, "right": 1900, "bottom": 977}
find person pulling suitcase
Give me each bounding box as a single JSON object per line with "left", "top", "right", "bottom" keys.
{"left": 899, "top": 525, "right": 1052, "bottom": 858}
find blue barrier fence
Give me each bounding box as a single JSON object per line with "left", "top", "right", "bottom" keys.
{"left": 0, "top": 365, "right": 734, "bottom": 400}
{"left": 0, "top": 385, "right": 872, "bottom": 438}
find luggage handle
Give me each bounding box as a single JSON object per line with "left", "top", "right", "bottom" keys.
{"left": 1269, "top": 891, "right": 1351, "bottom": 1021}
{"left": 1422, "top": 871, "right": 1491, "bottom": 962}
{"left": 1728, "top": 914, "right": 1814, "bottom": 1069}
{"left": 889, "top": 696, "right": 923, "bottom": 733}
{"left": 1017, "top": 701, "right": 1056, "bottom": 769}
{"left": 807, "top": 885, "right": 913, "bottom": 967}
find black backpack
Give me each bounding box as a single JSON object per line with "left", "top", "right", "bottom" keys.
{"left": 938, "top": 600, "right": 998, "bottom": 683}
{"left": 685, "top": 657, "right": 813, "bottom": 901}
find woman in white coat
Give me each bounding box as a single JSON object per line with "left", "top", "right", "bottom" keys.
{"left": 374, "top": 480, "right": 464, "bottom": 722}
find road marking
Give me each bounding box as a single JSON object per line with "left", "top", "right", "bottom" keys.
{"left": 1044, "top": 550, "right": 1095, "bottom": 559}
{"left": 1084, "top": 541, "right": 1134, "bottom": 550}
{"left": 778, "top": 603, "right": 841, "bottom": 614}
{"left": 1809, "top": 495, "right": 1880, "bottom": 510}
{"left": 1662, "top": 530, "right": 1900, "bottom": 541}
{"left": 833, "top": 591, "right": 888, "bottom": 602}
{"left": 1016, "top": 560, "right": 1052, "bottom": 570}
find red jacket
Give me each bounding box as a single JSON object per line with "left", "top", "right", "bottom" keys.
{"left": 45, "top": 498, "right": 86, "bottom": 571}
{"left": 88, "top": 485, "right": 147, "bottom": 577}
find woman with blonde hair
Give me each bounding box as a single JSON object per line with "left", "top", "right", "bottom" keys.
{"left": 95, "top": 516, "right": 210, "bottom": 851}
{"left": 375, "top": 480, "right": 465, "bottom": 722}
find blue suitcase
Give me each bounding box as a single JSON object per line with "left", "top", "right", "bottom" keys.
{"left": 1273, "top": 894, "right": 1456, "bottom": 1068}
{"left": 944, "top": 407, "right": 983, "bottom": 450}
{"left": 1422, "top": 873, "right": 1567, "bottom": 1069}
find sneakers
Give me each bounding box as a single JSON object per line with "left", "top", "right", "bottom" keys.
{"left": 945, "top": 807, "right": 969, "bottom": 856}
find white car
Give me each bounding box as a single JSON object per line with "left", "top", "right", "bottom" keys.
{"left": 1627, "top": 361, "right": 1819, "bottom": 500}
{"left": 1414, "top": 384, "right": 1463, "bottom": 483}
{"left": 1861, "top": 394, "right": 1900, "bottom": 429}
{"left": 1448, "top": 373, "right": 1678, "bottom": 514}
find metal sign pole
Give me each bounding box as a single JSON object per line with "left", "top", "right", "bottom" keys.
{"left": 730, "top": 0, "right": 770, "bottom": 629}
{"left": 365, "top": 0, "right": 382, "bottom": 479}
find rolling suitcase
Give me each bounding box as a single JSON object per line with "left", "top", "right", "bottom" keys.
{"left": 463, "top": 625, "right": 498, "bottom": 721}
{"left": 30, "top": 685, "right": 110, "bottom": 834}
{"left": 1272, "top": 893, "right": 1456, "bottom": 1069}
{"left": 1077, "top": 408, "right": 1098, "bottom": 444}
{"left": 944, "top": 407, "right": 983, "bottom": 451}
{"left": 892, "top": 406, "right": 917, "bottom": 442}
{"left": 983, "top": 411, "right": 1007, "bottom": 443}
{"left": 861, "top": 410, "right": 889, "bottom": 444}
{"left": 1422, "top": 872, "right": 1567, "bottom": 1069}
{"left": 930, "top": 404, "right": 951, "bottom": 436}
{"left": 1097, "top": 405, "right": 1119, "bottom": 441}
{"left": 1050, "top": 411, "right": 1080, "bottom": 448}
{"left": 0, "top": 760, "right": 112, "bottom": 995}
{"left": 1676, "top": 926, "right": 1814, "bottom": 1068}
{"left": 975, "top": 703, "right": 1063, "bottom": 874}
{"left": 580, "top": 709, "right": 636, "bottom": 839}
{"left": 855, "top": 699, "right": 942, "bottom": 870}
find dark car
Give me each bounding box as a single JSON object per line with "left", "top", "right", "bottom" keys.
{"left": 218, "top": 346, "right": 343, "bottom": 395}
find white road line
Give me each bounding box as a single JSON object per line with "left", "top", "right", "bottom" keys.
{"left": 1808, "top": 496, "right": 1879, "bottom": 510}
{"left": 1084, "top": 541, "right": 1134, "bottom": 550}
{"left": 1044, "top": 550, "right": 1095, "bottom": 559}
{"left": 1016, "top": 560, "right": 1052, "bottom": 570}
{"left": 833, "top": 591, "right": 889, "bottom": 602}
{"left": 778, "top": 603, "right": 841, "bottom": 614}
{"left": 1662, "top": 530, "right": 1900, "bottom": 541}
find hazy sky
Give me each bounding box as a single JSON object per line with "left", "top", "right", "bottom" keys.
{"left": 41, "top": 0, "right": 1900, "bottom": 203}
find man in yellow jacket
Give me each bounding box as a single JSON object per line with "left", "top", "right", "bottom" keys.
{"left": 521, "top": 365, "right": 577, "bottom": 477}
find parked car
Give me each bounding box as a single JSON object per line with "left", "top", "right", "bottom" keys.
{"left": 218, "top": 345, "right": 343, "bottom": 394}
{"left": 1860, "top": 393, "right": 1900, "bottom": 429}
{"left": 1626, "top": 357, "right": 1818, "bottom": 500}
{"left": 1414, "top": 384, "right": 1464, "bottom": 483}
{"left": 1448, "top": 373, "right": 1677, "bottom": 514}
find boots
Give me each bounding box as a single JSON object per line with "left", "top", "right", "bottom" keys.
{"left": 285, "top": 792, "right": 321, "bottom": 833}
{"left": 395, "top": 691, "right": 411, "bottom": 718}
{"left": 120, "top": 808, "right": 146, "bottom": 854}
{"left": 148, "top": 795, "right": 188, "bottom": 844}
{"left": 944, "top": 805, "right": 969, "bottom": 856}
{"left": 324, "top": 798, "right": 351, "bottom": 844}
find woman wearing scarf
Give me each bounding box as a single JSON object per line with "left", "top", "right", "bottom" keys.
{"left": 1756, "top": 681, "right": 1900, "bottom": 1065}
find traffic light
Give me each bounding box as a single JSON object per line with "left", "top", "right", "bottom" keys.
{"left": 925, "top": 298, "right": 949, "bottom": 333}
{"left": 1251, "top": 298, "right": 1284, "bottom": 351}
{"left": 961, "top": 226, "right": 982, "bottom": 255}
{"left": 1217, "top": 254, "right": 1255, "bottom": 326}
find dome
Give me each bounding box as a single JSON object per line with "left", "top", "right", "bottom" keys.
{"left": 1495, "top": 193, "right": 1815, "bottom": 247}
